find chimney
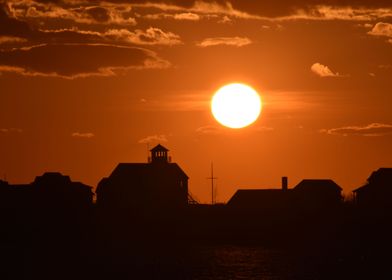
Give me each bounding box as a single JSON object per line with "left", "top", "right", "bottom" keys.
{"left": 282, "top": 176, "right": 288, "bottom": 191}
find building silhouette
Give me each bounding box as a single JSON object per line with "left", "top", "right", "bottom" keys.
{"left": 292, "top": 179, "right": 342, "bottom": 211}
{"left": 227, "top": 177, "right": 290, "bottom": 212}
{"left": 227, "top": 177, "right": 342, "bottom": 213}
{"left": 0, "top": 172, "right": 93, "bottom": 210}
{"left": 353, "top": 168, "right": 392, "bottom": 213}
{"left": 96, "top": 144, "right": 189, "bottom": 217}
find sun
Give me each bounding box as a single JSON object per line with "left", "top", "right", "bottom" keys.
{"left": 211, "top": 83, "right": 262, "bottom": 129}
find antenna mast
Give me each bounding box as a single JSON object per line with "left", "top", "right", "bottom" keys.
{"left": 207, "top": 162, "right": 217, "bottom": 205}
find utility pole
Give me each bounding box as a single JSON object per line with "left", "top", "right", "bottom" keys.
{"left": 207, "top": 162, "right": 217, "bottom": 205}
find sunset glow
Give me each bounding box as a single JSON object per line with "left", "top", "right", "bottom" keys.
{"left": 211, "top": 83, "right": 262, "bottom": 129}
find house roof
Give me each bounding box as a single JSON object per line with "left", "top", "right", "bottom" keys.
{"left": 150, "top": 144, "right": 169, "bottom": 152}
{"left": 227, "top": 188, "right": 288, "bottom": 207}
{"left": 368, "top": 168, "right": 392, "bottom": 182}
{"left": 353, "top": 184, "right": 368, "bottom": 193}
{"left": 109, "top": 162, "right": 188, "bottom": 181}
{"left": 33, "top": 172, "right": 92, "bottom": 192}
{"left": 353, "top": 168, "right": 392, "bottom": 193}
{"left": 293, "top": 179, "right": 342, "bottom": 192}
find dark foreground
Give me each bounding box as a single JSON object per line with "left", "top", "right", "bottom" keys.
{"left": 1, "top": 205, "right": 392, "bottom": 280}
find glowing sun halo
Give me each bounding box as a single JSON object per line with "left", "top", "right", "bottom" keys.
{"left": 211, "top": 83, "right": 262, "bottom": 129}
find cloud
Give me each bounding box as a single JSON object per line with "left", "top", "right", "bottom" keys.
{"left": 320, "top": 123, "right": 392, "bottom": 137}
{"left": 311, "top": 63, "right": 340, "bottom": 77}
{"left": 138, "top": 134, "right": 168, "bottom": 144}
{"left": 0, "top": 128, "right": 23, "bottom": 133}
{"left": 0, "top": 43, "right": 170, "bottom": 78}
{"left": 368, "top": 22, "right": 392, "bottom": 38}
{"left": 104, "top": 27, "right": 182, "bottom": 46}
{"left": 173, "top": 12, "right": 200, "bottom": 20}
{"left": 145, "top": 12, "right": 200, "bottom": 21}
{"left": 36, "top": 27, "right": 182, "bottom": 46}
{"left": 197, "top": 36, "right": 252, "bottom": 47}
{"left": 133, "top": 1, "right": 262, "bottom": 20}
{"left": 6, "top": 1, "right": 137, "bottom": 25}
{"left": 195, "top": 125, "right": 222, "bottom": 135}
{"left": 281, "top": 6, "right": 392, "bottom": 21}
{"left": 0, "top": 35, "right": 27, "bottom": 44}
{"left": 71, "top": 132, "right": 94, "bottom": 138}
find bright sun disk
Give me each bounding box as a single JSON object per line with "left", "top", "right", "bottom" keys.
{"left": 211, "top": 83, "right": 262, "bottom": 129}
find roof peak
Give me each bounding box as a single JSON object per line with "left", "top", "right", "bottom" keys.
{"left": 150, "top": 144, "right": 169, "bottom": 152}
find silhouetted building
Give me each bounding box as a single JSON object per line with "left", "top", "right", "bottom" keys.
{"left": 96, "top": 144, "right": 188, "bottom": 216}
{"left": 228, "top": 177, "right": 290, "bottom": 211}
{"left": 292, "top": 179, "right": 342, "bottom": 210}
{"left": 32, "top": 172, "right": 93, "bottom": 208}
{"left": 0, "top": 173, "right": 93, "bottom": 209}
{"left": 353, "top": 168, "right": 392, "bottom": 212}
{"left": 227, "top": 177, "right": 342, "bottom": 212}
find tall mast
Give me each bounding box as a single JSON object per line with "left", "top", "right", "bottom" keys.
{"left": 207, "top": 162, "right": 217, "bottom": 205}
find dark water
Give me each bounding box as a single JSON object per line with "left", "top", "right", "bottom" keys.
{"left": 94, "top": 243, "right": 343, "bottom": 280}
{"left": 94, "top": 241, "right": 389, "bottom": 280}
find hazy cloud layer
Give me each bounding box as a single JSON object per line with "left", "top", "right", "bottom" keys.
{"left": 0, "top": 128, "right": 23, "bottom": 133}
{"left": 0, "top": 44, "right": 170, "bottom": 78}
{"left": 320, "top": 123, "right": 392, "bottom": 136}
{"left": 7, "top": 0, "right": 137, "bottom": 25}
{"left": 0, "top": 35, "right": 27, "bottom": 44}
{"left": 368, "top": 22, "right": 392, "bottom": 39}
{"left": 197, "top": 37, "right": 252, "bottom": 47}
{"left": 311, "top": 63, "right": 340, "bottom": 77}
{"left": 71, "top": 132, "right": 95, "bottom": 138}
{"left": 138, "top": 134, "right": 168, "bottom": 144}
{"left": 196, "top": 125, "right": 222, "bottom": 135}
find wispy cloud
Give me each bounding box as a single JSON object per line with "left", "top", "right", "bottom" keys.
{"left": 0, "top": 43, "right": 171, "bottom": 79}
{"left": 368, "top": 22, "right": 392, "bottom": 44}
{"left": 103, "top": 27, "right": 182, "bottom": 46}
{"left": 368, "top": 22, "right": 392, "bottom": 37}
{"left": 320, "top": 123, "right": 392, "bottom": 137}
{"left": 196, "top": 125, "right": 222, "bottom": 135}
{"left": 311, "top": 63, "right": 341, "bottom": 77}
{"left": 0, "top": 36, "right": 27, "bottom": 44}
{"left": 197, "top": 36, "right": 252, "bottom": 47}
{"left": 281, "top": 6, "right": 392, "bottom": 21}
{"left": 71, "top": 132, "right": 94, "bottom": 138}
{"left": 38, "top": 27, "right": 182, "bottom": 46}
{"left": 7, "top": 0, "right": 137, "bottom": 25}
{"left": 0, "top": 128, "right": 23, "bottom": 133}
{"left": 145, "top": 12, "right": 201, "bottom": 21}
{"left": 138, "top": 134, "right": 168, "bottom": 144}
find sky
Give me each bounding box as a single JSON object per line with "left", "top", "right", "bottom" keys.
{"left": 0, "top": 0, "right": 391, "bottom": 203}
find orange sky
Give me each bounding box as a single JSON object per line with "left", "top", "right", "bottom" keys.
{"left": 1, "top": 0, "right": 392, "bottom": 203}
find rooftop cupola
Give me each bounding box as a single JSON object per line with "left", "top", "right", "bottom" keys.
{"left": 149, "top": 144, "right": 170, "bottom": 163}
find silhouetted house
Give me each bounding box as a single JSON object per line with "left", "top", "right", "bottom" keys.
{"left": 228, "top": 177, "right": 290, "bottom": 212}
{"left": 32, "top": 172, "right": 93, "bottom": 209}
{"left": 0, "top": 173, "right": 93, "bottom": 210}
{"left": 353, "top": 168, "right": 392, "bottom": 212}
{"left": 0, "top": 179, "right": 11, "bottom": 208}
{"left": 96, "top": 144, "right": 189, "bottom": 216}
{"left": 292, "top": 179, "right": 342, "bottom": 210}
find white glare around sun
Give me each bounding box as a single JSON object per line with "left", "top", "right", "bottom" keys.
{"left": 211, "top": 83, "right": 262, "bottom": 129}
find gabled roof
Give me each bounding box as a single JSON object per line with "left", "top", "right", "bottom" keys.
{"left": 150, "top": 144, "right": 169, "bottom": 152}
{"left": 353, "top": 168, "right": 392, "bottom": 193}
{"left": 294, "top": 179, "right": 342, "bottom": 192}
{"left": 368, "top": 168, "right": 392, "bottom": 182}
{"left": 109, "top": 162, "right": 188, "bottom": 180}
{"left": 353, "top": 184, "right": 368, "bottom": 193}
{"left": 227, "top": 188, "right": 288, "bottom": 207}
{"left": 33, "top": 172, "right": 71, "bottom": 185}
{"left": 32, "top": 172, "right": 92, "bottom": 192}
